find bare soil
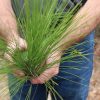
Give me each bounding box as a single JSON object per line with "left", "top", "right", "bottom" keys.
{"left": 88, "top": 34, "right": 100, "bottom": 100}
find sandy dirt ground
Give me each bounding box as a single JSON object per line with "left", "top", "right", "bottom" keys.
{"left": 88, "top": 34, "right": 100, "bottom": 100}
{"left": 0, "top": 29, "right": 100, "bottom": 100}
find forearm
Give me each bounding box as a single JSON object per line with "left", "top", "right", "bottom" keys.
{"left": 0, "top": 0, "right": 19, "bottom": 42}
{"left": 59, "top": 0, "right": 100, "bottom": 51}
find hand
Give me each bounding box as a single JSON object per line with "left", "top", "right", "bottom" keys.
{"left": 4, "top": 35, "right": 27, "bottom": 60}
{"left": 31, "top": 51, "right": 62, "bottom": 84}
{"left": 4, "top": 35, "right": 27, "bottom": 77}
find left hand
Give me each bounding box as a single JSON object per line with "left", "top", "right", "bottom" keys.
{"left": 31, "top": 51, "right": 62, "bottom": 84}
{"left": 4, "top": 36, "right": 27, "bottom": 77}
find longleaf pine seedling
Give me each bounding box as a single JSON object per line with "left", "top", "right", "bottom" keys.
{"left": 0, "top": 0, "right": 91, "bottom": 100}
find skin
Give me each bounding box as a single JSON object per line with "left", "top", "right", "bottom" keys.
{"left": 0, "top": 0, "right": 100, "bottom": 84}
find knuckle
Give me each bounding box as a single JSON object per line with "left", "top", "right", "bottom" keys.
{"left": 38, "top": 78, "right": 45, "bottom": 84}
{"left": 40, "top": 81, "right": 45, "bottom": 84}
{"left": 53, "top": 68, "right": 59, "bottom": 75}
{"left": 19, "top": 38, "right": 27, "bottom": 50}
{"left": 39, "top": 80, "right": 45, "bottom": 84}
{"left": 4, "top": 53, "right": 13, "bottom": 61}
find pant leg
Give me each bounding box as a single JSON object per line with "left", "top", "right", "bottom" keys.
{"left": 51, "top": 32, "right": 94, "bottom": 100}
{"left": 8, "top": 75, "right": 48, "bottom": 100}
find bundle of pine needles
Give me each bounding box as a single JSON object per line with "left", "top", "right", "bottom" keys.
{"left": 0, "top": 0, "right": 88, "bottom": 100}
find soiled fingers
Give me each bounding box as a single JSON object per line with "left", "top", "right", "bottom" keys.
{"left": 31, "top": 66, "right": 59, "bottom": 84}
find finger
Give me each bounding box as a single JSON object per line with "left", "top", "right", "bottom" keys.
{"left": 8, "top": 37, "right": 27, "bottom": 51}
{"left": 4, "top": 38, "right": 27, "bottom": 61}
{"left": 13, "top": 70, "right": 25, "bottom": 77}
{"left": 4, "top": 52, "right": 13, "bottom": 62}
{"left": 18, "top": 38, "right": 27, "bottom": 51}
{"left": 31, "top": 67, "right": 59, "bottom": 84}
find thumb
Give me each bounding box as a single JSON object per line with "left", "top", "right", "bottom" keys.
{"left": 17, "top": 37, "right": 27, "bottom": 51}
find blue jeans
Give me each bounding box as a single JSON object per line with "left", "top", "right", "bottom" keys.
{"left": 9, "top": 32, "right": 94, "bottom": 100}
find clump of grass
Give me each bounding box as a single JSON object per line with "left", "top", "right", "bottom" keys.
{"left": 0, "top": 0, "right": 89, "bottom": 100}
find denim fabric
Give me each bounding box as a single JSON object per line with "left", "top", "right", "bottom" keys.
{"left": 9, "top": 78, "right": 48, "bottom": 100}
{"left": 51, "top": 32, "right": 94, "bottom": 100}
{"left": 9, "top": 31, "right": 94, "bottom": 100}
